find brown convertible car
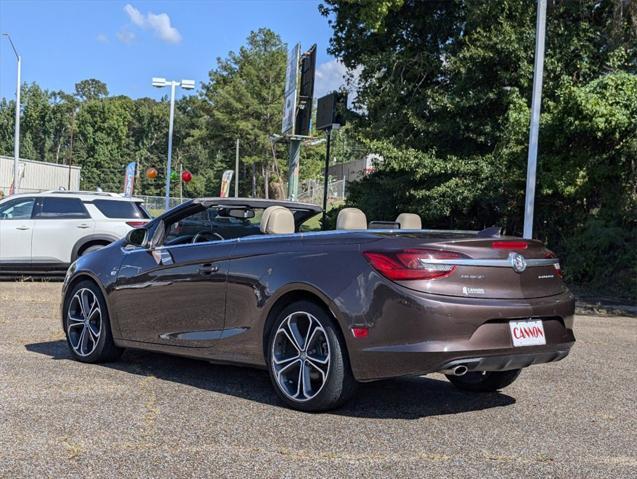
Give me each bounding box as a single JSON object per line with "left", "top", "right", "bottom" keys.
{"left": 61, "top": 198, "right": 575, "bottom": 411}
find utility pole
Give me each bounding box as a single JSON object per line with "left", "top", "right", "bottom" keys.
{"left": 523, "top": 0, "right": 547, "bottom": 239}
{"left": 264, "top": 163, "right": 269, "bottom": 200}
{"left": 287, "top": 140, "right": 301, "bottom": 201}
{"left": 3, "top": 34, "right": 21, "bottom": 195}
{"left": 179, "top": 163, "right": 183, "bottom": 202}
{"left": 235, "top": 138, "right": 239, "bottom": 197}
{"left": 321, "top": 128, "right": 332, "bottom": 230}
{"left": 68, "top": 108, "right": 75, "bottom": 190}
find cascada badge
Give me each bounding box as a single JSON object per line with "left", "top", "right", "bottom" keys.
{"left": 509, "top": 252, "right": 527, "bottom": 273}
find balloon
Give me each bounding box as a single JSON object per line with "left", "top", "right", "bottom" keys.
{"left": 146, "top": 167, "right": 158, "bottom": 179}
{"left": 181, "top": 170, "right": 192, "bottom": 183}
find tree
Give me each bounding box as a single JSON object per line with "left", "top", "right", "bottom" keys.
{"left": 74, "top": 79, "right": 109, "bottom": 101}
{"left": 321, "top": 0, "right": 637, "bottom": 297}
{"left": 73, "top": 96, "right": 134, "bottom": 190}
{"left": 201, "top": 28, "right": 287, "bottom": 198}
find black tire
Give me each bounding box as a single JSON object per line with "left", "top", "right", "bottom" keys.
{"left": 79, "top": 243, "right": 108, "bottom": 257}
{"left": 266, "top": 300, "right": 357, "bottom": 412}
{"left": 446, "top": 369, "right": 522, "bottom": 392}
{"left": 63, "top": 280, "right": 123, "bottom": 363}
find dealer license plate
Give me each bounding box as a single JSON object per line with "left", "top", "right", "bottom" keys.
{"left": 509, "top": 320, "right": 546, "bottom": 347}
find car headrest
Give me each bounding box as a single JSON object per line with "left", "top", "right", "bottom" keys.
{"left": 260, "top": 206, "right": 286, "bottom": 233}
{"left": 396, "top": 213, "right": 422, "bottom": 230}
{"left": 336, "top": 208, "right": 367, "bottom": 230}
{"left": 261, "top": 206, "right": 295, "bottom": 234}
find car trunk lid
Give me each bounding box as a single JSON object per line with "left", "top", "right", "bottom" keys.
{"left": 364, "top": 236, "right": 565, "bottom": 299}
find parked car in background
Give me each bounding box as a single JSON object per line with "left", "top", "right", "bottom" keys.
{"left": 61, "top": 198, "right": 575, "bottom": 412}
{"left": 0, "top": 190, "right": 150, "bottom": 275}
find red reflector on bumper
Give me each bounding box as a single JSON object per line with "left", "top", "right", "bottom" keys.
{"left": 351, "top": 327, "right": 369, "bottom": 338}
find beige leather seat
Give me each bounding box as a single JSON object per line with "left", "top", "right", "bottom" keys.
{"left": 260, "top": 206, "right": 285, "bottom": 233}
{"left": 396, "top": 213, "right": 422, "bottom": 229}
{"left": 260, "top": 206, "right": 295, "bottom": 234}
{"left": 336, "top": 208, "right": 367, "bottom": 230}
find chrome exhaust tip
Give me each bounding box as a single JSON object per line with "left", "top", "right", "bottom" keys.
{"left": 453, "top": 365, "right": 468, "bottom": 376}
{"left": 441, "top": 364, "right": 469, "bottom": 376}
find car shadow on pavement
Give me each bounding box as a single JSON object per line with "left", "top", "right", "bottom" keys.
{"left": 26, "top": 340, "right": 516, "bottom": 419}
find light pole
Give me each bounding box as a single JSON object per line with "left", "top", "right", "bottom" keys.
{"left": 3, "top": 33, "right": 21, "bottom": 195}
{"left": 523, "top": 0, "right": 547, "bottom": 239}
{"left": 152, "top": 77, "right": 195, "bottom": 210}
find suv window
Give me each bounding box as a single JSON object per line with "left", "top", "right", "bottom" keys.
{"left": 0, "top": 197, "right": 35, "bottom": 220}
{"left": 93, "top": 200, "right": 150, "bottom": 219}
{"left": 35, "top": 197, "right": 90, "bottom": 219}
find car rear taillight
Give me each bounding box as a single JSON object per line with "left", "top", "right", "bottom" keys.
{"left": 545, "top": 250, "right": 563, "bottom": 278}
{"left": 126, "top": 221, "right": 148, "bottom": 228}
{"left": 491, "top": 241, "right": 528, "bottom": 250}
{"left": 363, "top": 249, "right": 466, "bottom": 281}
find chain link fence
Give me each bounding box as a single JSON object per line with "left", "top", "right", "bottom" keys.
{"left": 136, "top": 195, "right": 189, "bottom": 216}
{"left": 2, "top": 184, "right": 346, "bottom": 216}
{"left": 297, "top": 179, "right": 347, "bottom": 206}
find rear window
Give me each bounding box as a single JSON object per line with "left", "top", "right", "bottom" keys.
{"left": 93, "top": 200, "right": 150, "bottom": 219}
{"left": 35, "top": 197, "right": 90, "bottom": 219}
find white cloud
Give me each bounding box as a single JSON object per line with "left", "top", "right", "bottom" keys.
{"left": 122, "top": 4, "right": 182, "bottom": 44}
{"left": 116, "top": 29, "right": 136, "bottom": 44}
{"left": 147, "top": 12, "right": 182, "bottom": 43}
{"left": 124, "top": 4, "right": 145, "bottom": 27}
{"left": 96, "top": 33, "right": 109, "bottom": 44}
{"left": 314, "top": 59, "right": 361, "bottom": 107}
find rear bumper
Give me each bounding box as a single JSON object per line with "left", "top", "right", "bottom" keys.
{"left": 438, "top": 348, "right": 571, "bottom": 373}
{"left": 345, "top": 285, "right": 576, "bottom": 382}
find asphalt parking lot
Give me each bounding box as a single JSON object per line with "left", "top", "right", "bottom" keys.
{"left": 0, "top": 282, "right": 635, "bottom": 478}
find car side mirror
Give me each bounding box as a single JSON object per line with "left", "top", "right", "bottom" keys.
{"left": 125, "top": 228, "right": 148, "bottom": 248}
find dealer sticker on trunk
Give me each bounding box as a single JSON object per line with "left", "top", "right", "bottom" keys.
{"left": 509, "top": 320, "right": 546, "bottom": 347}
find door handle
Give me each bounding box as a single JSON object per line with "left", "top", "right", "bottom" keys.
{"left": 199, "top": 263, "right": 219, "bottom": 275}
{"left": 16, "top": 225, "right": 30, "bottom": 231}
{"left": 77, "top": 224, "right": 91, "bottom": 229}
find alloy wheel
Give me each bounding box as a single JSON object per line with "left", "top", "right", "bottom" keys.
{"left": 67, "top": 288, "right": 102, "bottom": 357}
{"left": 271, "top": 311, "right": 331, "bottom": 402}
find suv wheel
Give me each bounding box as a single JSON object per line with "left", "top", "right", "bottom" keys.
{"left": 80, "top": 243, "right": 108, "bottom": 257}
{"left": 63, "top": 280, "right": 123, "bottom": 363}
{"left": 267, "top": 300, "right": 357, "bottom": 412}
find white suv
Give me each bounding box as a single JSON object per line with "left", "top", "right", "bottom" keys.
{"left": 0, "top": 191, "right": 150, "bottom": 274}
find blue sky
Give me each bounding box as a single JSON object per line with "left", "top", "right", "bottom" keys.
{"left": 0, "top": 0, "right": 346, "bottom": 101}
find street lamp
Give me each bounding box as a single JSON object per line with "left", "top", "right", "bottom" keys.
{"left": 3, "top": 33, "right": 21, "bottom": 195}
{"left": 523, "top": 0, "right": 547, "bottom": 239}
{"left": 152, "top": 77, "right": 195, "bottom": 210}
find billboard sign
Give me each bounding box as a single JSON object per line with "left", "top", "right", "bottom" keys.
{"left": 123, "top": 161, "right": 136, "bottom": 197}
{"left": 282, "top": 43, "right": 300, "bottom": 135}
{"left": 295, "top": 44, "right": 317, "bottom": 136}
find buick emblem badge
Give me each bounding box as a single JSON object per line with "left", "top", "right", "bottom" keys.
{"left": 509, "top": 252, "right": 527, "bottom": 273}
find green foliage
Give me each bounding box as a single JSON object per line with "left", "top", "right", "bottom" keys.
{"left": 323, "top": 0, "right": 637, "bottom": 298}
{"left": 201, "top": 28, "right": 288, "bottom": 198}
{"left": 74, "top": 79, "right": 109, "bottom": 101}
{"left": 74, "top": 96, "right": 134, "bottom": 190}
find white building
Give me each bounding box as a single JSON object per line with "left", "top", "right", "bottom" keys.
{"left": 0, "top": 156, "right": 81, "bottom": 195}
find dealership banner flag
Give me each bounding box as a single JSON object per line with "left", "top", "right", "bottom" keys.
{"left": 220, "top": 170, "right": 234, "bottom": 198}
{"left": 8, "top": 162, "right": 25, "bottom": 196}
{"left": 123, "top": 162, "right": 136, "bottom": 197}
